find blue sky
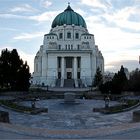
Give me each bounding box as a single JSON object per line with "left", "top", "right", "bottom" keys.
{"left": 0, "top": 0, "right": 140, "bottom": 73}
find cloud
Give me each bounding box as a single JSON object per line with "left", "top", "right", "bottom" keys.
{"left": 1, "top": 0, "right": 139, "bottom": 73}
{"left": 75, "top": 8, "right": 87, "bottom": 16}
{"left": 106, "top": 60, "right": 140, "bottom": 72}
{"left": 102, "top": 6, "right": 140, "bottom": 31}
{"left": 29, "top": 11, "right": 58, "bottom": 22}
{"left": 13, "top": 32, "right": 46, "bottom": 41}
{"left": 40, "top": 0, "right": 52, "bottom": 8}
{"left": 81, "top": 0, "right": 140, "bottom": 32}
{"left": 0, "top": 46, "right": 13, "bottom": 52}
{"left": 0, "top": 27, "right": 18, "bottom": 31}
{"left": 0, "top": 10, "right": 58, "bottom": 23}
{"left": 0, "top": 13, "right": 26, "bottom": 19}
{"left": 80, "top": 0, "right": 111, "bottom": 9}
{"left": 134, "top": 0, "right": 140, "bottom": 4}
{"left": 85, "top": 13, "right": 140, "bottom": 72}
{"left": 10, "top": 4, "right": 38, "bottom": 13}
{"left": 19, "top": 51, "right": 34, "bottom": 73}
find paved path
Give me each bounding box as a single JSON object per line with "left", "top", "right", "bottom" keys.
{"left": 0, "top": 130, "right": 42, "bottom": 139}
{"left": 102, "top": 129, "right": 140, "bottom": 139}
{"left": 0, "top": 99, "right": 128, "bottom": 129}
{"left": 1, "top": 122, "right": 140, "bottom": 139}
{"left": 1, "top": 98, "right": 140, "bottom": 139}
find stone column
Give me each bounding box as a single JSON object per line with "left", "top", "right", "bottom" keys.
{"left": 38, "top": 57, "right": 42, "bottom": 76}
{"left": 74, "top": 57, "right": 77, "bottom": 79}
{"left": 42, "top": 54, "right": 46, "bottom": 77}
{"left": 61, "top": 57, "right": 65, "bottom": 79}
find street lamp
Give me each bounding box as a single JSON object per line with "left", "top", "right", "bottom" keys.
{"left": 105, "top": 96, "right": 110, "bottom": 108}
{"left": 31, "top": 98, "right": 36, "bottom": 109}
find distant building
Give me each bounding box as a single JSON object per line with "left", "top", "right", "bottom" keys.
{"left": 32, "top": 5, "right": 104, "bottom": 87}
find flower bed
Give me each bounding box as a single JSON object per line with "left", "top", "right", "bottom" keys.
{"left": 0, "top": 100, "right": 48, "bottom": 114}
{"left": 93, "top": 99, "right": 140, "bottom": 114}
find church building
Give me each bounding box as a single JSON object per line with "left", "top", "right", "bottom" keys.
{"left": 32, "top": 4, "right": 104, "bottom": 87}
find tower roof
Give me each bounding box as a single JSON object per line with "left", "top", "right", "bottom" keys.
{"left": 51, "top": 5, "right": 87, "bottom": 28}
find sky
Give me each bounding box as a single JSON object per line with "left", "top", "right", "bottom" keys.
{"left": 0, "top": 0, "right": 140, "bottom": 73}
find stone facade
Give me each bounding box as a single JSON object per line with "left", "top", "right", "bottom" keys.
{"left": 32, "top": 5, "right": 104, "bottom": 87}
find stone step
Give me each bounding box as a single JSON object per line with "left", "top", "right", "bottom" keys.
{"left": 56, "top": 79, "right": 61, "bottom": 87}
{"left": 64, "top": 79, "right": 74, "bottom": 87}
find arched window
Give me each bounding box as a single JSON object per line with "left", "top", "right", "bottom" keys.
{"left": 75, "top": 33, "right": 79, "bottom": 39}
{"left": 67, "top": 32, "right": 71, "bottom": 39}
{"left": 59, "top": 33, "right": 63, "bottom": 39}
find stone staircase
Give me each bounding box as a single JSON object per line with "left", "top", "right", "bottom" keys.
{"left": 64, "top": 79, "right": 75, "bottom": 87}
{"left": 77, "top": 79, "right": 84, "bottom": 88}
{"left": 55, "top": 79, "right": 85, "bottom": 88}
{"left": 55, "top": 79, "right": 61, "bottom": 87}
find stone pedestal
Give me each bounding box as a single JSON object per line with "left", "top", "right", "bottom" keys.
{"left": 64, "top": 92, "right": 75, "bottom": 103}
{"left": 133, "top": 110, "right": 140, "bottom": 122}
{"left": 0, "top": 111, "right": 9, "bottom": 123}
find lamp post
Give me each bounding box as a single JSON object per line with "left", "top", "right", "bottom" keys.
{"left": 31, "top": 98, "right": 36, "bottom": 109}
{"left": 105, "top": 96, "right": 110, "bottom": 108}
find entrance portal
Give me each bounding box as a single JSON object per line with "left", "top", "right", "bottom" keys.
{"left": 66, "top": 57, "right": 73, "bottom": 79}
{"left": 67, "top": 72, "right": 72, "bottom": 79}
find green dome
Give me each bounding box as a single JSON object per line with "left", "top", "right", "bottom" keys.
{"left": 51, "top": 5, "right": 87, "bottom": 28}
